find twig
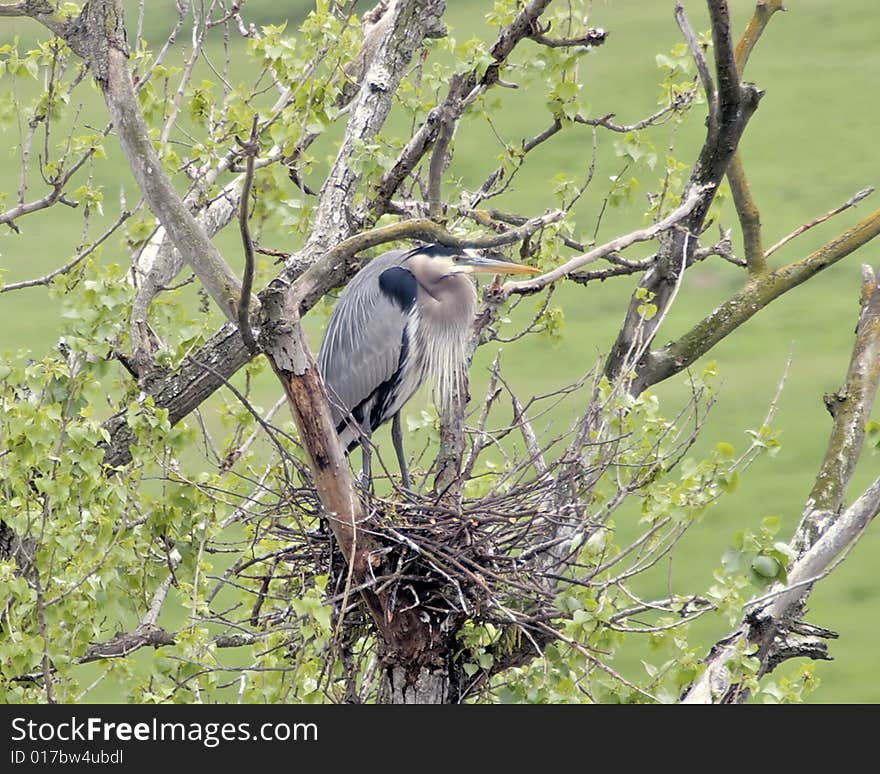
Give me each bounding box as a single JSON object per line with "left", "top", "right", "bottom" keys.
{"left": 1, "top": 207, "right": 133, "bottom": 293}
{"left": 236, "top": 115, "right": 260, "bottom": 354}
{"left": 503, "top": 185, "right": 708, "bottom": 296}
{"left": 527, "top": 26, "right": 608, "bottom": 49}
{"left": 765, "top": 187, "right": 875, "bottom": 259}
{"left": 573, "top": 101, "right": 685, "bottom": 134}
{"left": 81, "top": 551, "right": 181, "bottom": 663}
{"left": 510, "top": 390, "right": 548, "bottom": 477}
{"left": 427, "top": 74, "right": 462, "bottom": 217}
{"left": 674, "top": 2, "right": 716, "bottom": 129}
{"left": 735, "top": 0, "right": 786, "bottom": 74}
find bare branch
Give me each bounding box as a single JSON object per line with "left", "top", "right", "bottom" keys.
{"left": 572, "top": 102, "right": 686, "bottom": 134}
{"left": 675, "top": 2, "right": 716, "bottom": 128}
{"left": 765, "top": 187, "right": 875, "bottom": 259}
{"left": 735, "top": 0, "right": 787, "bottom": 74}
{"left": 527, "top": 26, "right": 608, "bottom": 49}
{"left": 1, "top": 207, "right": 133, "bottom": 293}
{"left": 0, "top": 2, "right": 29, "bottom": 16}
{"left": 427, "top": 73, "right": 463, "bottom": 217}
{"left": 727, "top": 152, "right": 765, "bottom": 273}
{"left": 502, "top": 186, "right": 707, "bottom": 296}
{"left": 81, "top": 552, "right": 181, "bottom": 663}
{"left": 79, "top": 623, "right": 175, "bottom": 662}
{"left": 0, "top": 138, "right": 103, "bottom": 229}
{"left": 236, "top": 117, "right": 260, "bottom": 354}
{"left": 792, "top": 263, "right": 880, "bottom": 552}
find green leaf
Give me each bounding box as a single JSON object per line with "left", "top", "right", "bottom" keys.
{"left": 751, "top": 554, "right": 780, "bottom": 579}
{"left": 718, "top": 471, "right": 739, "bottom": 493}
{"left": 716, "top": 441, "right": 736, "bottom": 459}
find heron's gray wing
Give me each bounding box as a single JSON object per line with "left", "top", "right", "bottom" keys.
{"left": 317, "top": 251, "right": 412, "bottom": 444}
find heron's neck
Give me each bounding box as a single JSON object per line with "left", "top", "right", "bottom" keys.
{"left": 414, "top": 274, "right": 477, "bottom": 410}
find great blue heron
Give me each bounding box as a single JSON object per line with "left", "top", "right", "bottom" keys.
{"left": 317, "top": 243, "right": 539, "bottom": 487}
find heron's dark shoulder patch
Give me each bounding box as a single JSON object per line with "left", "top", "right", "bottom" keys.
{"left": 378, "top": 266, "right": 417, "bottom": 312}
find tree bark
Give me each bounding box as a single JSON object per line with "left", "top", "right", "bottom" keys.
{"left": 381, "top": 665, "right": 452, "bottom": 704}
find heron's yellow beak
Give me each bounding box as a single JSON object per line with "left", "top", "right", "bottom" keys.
{"left": 457, "top": 250, "right": 541, "bottom": 275}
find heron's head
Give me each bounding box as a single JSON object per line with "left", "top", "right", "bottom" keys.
{"left": 406, "top": 245, "right": 540, "bottom": 284}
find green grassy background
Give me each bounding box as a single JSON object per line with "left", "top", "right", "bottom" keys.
{"left": 1, "top": 0, "right": 879, "bottom": 702}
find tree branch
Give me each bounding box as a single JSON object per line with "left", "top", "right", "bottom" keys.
{"left": 792, "top": 263, "right": 880, "bottom": 553}
{"left": 236, "top": 117, "right": 260, "bottom": 354}
{"left": 81, "top": 554, "right": 180, "bottom": 663}
{"left": 605, "top": 0, "right": 760, "bottom": 386}
{"left": 80, "top": 622, "right": 176, "bottom": 662}
{"left": 426, "top": 74, "right": 463, "bottom": 218}
{"left": 527, "top": 26, "right": 608, "bottom": 49}
{"left": 764, "top": 187, "right": 874, "bottom": 259}
{"left": 306, "top": 0, "right": 447, "bottom": 248}
{"left": 726, "top": 0, "right": 787, "bottom": 275}
{"left": 502, "top": 186, "right": 707, "bottom": 297}
{"left": 682, "top": 266, "right": 880, "bottom": 703}
{"left": 638, "top": 206, "right": 880, "bottom": 393}
{"left": 675, "top": 2, "right": 716, "bottom": 129}
{"left": 728, "top": 152, "right": 765, "bottom": 274}
{"left": 289, "top": 211, "right": 563, "bottom": 313}
{"left": 103, "top": 43, "right": 246, "bottom": 322}
{"left": 573, "top": 103, "right": 685, "bottom": 134}
{"left": 735, "top": 0, "right": 786, "bottom": 73}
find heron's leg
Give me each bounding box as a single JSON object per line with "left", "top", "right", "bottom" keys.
{"left": 391, "top": 412, "right": 411, "bottom": 490}
{"left": 360, "top": 439, "right": 372, "bottom": 490}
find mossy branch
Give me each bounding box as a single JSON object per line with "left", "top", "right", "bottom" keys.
{"left": 735, "top": 0, "right": 786, "bottom": 73}
{"left": 727, "top": 0, "right": 786, "bottom": 275}
{"left": 639, "top": 206, "right": 880, "bottom": 392}
{"left": 728, "top": 153, "right": 766, "bottom": 274}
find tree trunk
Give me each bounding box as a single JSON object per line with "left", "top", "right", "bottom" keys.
{"left": 381, "top": 665, "right": 454, "bottom": 704}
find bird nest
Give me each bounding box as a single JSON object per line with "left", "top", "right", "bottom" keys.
{"left": 219, "top": 433, "right": 601, "bottom": 652}
{"left": 348, "top": 478, "right": 572, "bottom": 630}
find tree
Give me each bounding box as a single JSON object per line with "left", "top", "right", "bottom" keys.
{"left": 1, "top": 0, "right": 879, "bottom": 704}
